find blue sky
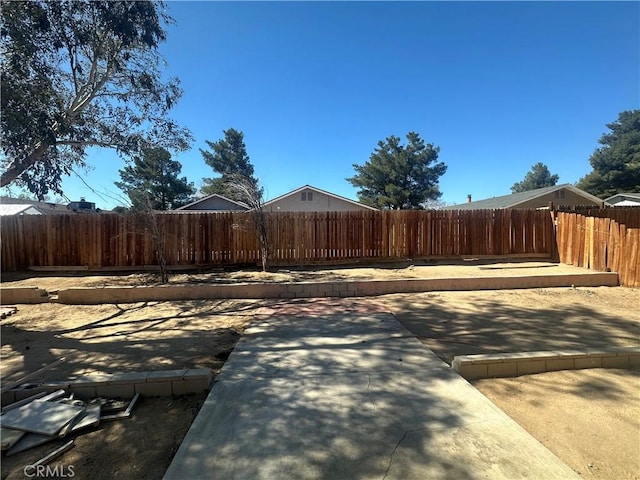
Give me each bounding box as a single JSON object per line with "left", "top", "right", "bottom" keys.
{"left": 21, "top": 1, "right": 640, "bottom": 208}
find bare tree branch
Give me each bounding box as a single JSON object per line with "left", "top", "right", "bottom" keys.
{"left": 224, "top": 174, "right": 270, "bottom": 271}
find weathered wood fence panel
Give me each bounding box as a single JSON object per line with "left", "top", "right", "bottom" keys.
{"left": 0, "top": 209, "right": 553, "bottom": 272}
{"left": 555, "top": 208, "right": 640, "bottom": 287}
{"left": 4, "top": 207, "right": 636, "bottom": 285}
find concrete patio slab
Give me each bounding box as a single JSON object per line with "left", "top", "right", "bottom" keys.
{"left": 164, "top": 308, "right": 579, "bottom": 479}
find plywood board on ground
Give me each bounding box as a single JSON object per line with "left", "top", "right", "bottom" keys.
{"left": 0, "top": 427, "right": 25, "bottom": 450}
{"left": 0, "top": 400, "right": 84, "bottom": 436}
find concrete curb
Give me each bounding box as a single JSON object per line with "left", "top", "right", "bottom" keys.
{"left": 1, "top": 369, "right": 212, "bottom": 405}
{"left": 45, "top": 272, "right": 619, "bottom": 304}
{"left": 1, "top": 286, "right": 50, "bottom": 304}
{"left": 452, "top": 347, "right": 640, "bottom": 380}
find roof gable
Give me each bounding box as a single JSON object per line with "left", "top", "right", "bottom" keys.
{"left": 263, "top": 185, "right": 378, "bottom": 211}
{"left": 0, "top": 197, "right": 71, "bottom": 214}
{"left": 176, "top": 193, "right": 249, "bottom": 211}
{"left": 0, "top": 204, "right": 44, "bottom": 216}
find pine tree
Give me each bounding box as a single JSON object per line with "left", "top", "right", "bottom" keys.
{"left": 115, "top": 147, "right": 195, "bottom": 210}
{"left": 200, "top": 128, "right": 259, "bottom": 201}
{"left": 577, "top": 110, "right": 640, "bottom": 198}
{"left": 511, "top": 163, "right": 559, "bottom": 193}
{"left": 347, "top": 132, "right": 447, "bottom": 209}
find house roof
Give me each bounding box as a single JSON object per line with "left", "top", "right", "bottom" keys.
{"left": 175, "top": 193, "right": 249, "bottom": 211}
{"left": 0, "top": 197, "right": 70, "bottom": 214}
{"left": 263, "top": 185, "right": 379, "bottom": 211}
{"left": 604, "top": 193, "right": 640, "bottom": 204}
{"left": 0, "top": 204, "right": 43, "bottom": 216}
{"left": 443, "top": 184, "right": 605, "bottom": 210}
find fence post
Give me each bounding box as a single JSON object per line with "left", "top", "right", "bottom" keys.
{"left": 548, "top": 202, "right": 559, "bottom": 261}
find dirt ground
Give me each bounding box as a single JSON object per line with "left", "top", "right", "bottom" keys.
{"left": 1, "top": 262, "right": 639, "bottom": 479}
{"left": 474, "top": 368, "right": 640, "bottom": 480}
{"left": 0, "top": 299, "right": 262, "bottom": 480}
{"left": 381, "top": 285, "right": 639, "bottom": 480}
{"left": 0, "top": 259, "right": 600, "bottom": 291}
{"left": 1, "top": 395, "right": 206, "bottom": 480}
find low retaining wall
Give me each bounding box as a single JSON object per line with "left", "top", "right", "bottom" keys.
{"left": 53, "top": 272, "right": 619, "bottom": 304}
{"left": 452, "top": 348, "right": 640, "bottom": 380}
{"left": 1, "top": 368, "right": 212, "bottom": 405}
{"left": 1, "top": 287, "right": 49, "bottom": 304}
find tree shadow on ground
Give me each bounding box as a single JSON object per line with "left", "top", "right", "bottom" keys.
{"left": 182, "top": 270, "right": 355, "bottom": 284}
{"left": 480, "top": 366, "right": 640, "bottom": 407}
{"left": 0, "top": 299, "right": 271, "bottom": 383}
{"left": 0, "top": 258, "right": 561, "bottom": 289}
{"left": 0, "top": 394, "right": 206, "bottom": 480}
{"left": 167, "top": 305, "right": 542, "bottom": 480}
{"left": 1, "top": 270, "right": 160, "bottom": 285}
{"left": 382, "top": 291, "right": 639, "bottom": 366}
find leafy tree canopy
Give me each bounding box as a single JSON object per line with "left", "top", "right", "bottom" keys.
{"left": 347, "top": 132, "right": 447, "bottom": 210}
{"left": 200, "top": 128, "right": 259, "bottom": 201}
{"left": 576, "top": 110, "right": 640, "bottom": 198}
{"left": 115, "top": 147, "right": 195, "bottom": 210}
{"left": 0, "top": 0, "right": 192, "bottom": 198}
{"left": 511, "top": 162, "right": 559, "bottom": 193}
{"left": 111, "top": 205, "right": 129, "bottom": 214}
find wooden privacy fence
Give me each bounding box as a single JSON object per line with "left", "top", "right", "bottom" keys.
{"left": 0, "top": 209, "right": 553, "bottom": 271}
{"left": 555, "top": 208, "right": 640, "bottom": 287}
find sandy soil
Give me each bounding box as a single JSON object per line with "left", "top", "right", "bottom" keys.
{"left": 382, "top": 286, "right": 640, "bottom": 480}
{"left": 0, "top": 260, "right": 597, "bottom": 291}
{"left": 1, "top": 299, "right": 267, "bottom": 383}
{"left": 0, "top": 299, "right": 261, "bottom": 480}
{"left": 382, "top": 287, "right": 640, "bottom": 363}
{"left": 474, "top": 369, "right": 640, "bottom": 480}
{"left": 0, "top": 395, "right": 206, "bottom": 480}
{"left": 1, "top": 262, "right": 639, "bottom": 479}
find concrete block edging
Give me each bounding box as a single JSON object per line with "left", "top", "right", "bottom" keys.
{"left": 1, "top": 369, "right": 212, "bottom": 405}
{"left": 1, "top": 286, "right": 49, "bottom": 304}
{"left": 41, "top": 272, "right": 619, "bottom": 304}
{"left": 452, "top": 348, "right": 640, "bottom": 380}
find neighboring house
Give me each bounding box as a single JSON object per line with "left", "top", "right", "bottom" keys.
{"left": 175, "top": 193, "right": 250, "bottom": 212}
{"left": 263, "top": 185, "right": 378, "bottom": 213}
{"left": 0, "top": 197, "right": 71, "bottom": 216}
{"left": 443, "top": 184, "right": 605, "bottom": 210}
{"left": 604, "top": 193, "right": 640, "bottom": 207}
{"left": 0, "top": 204, "right": 47, "bottom": 216}
{"left": 67, "top": 197, "right": 96, "bottom": 212}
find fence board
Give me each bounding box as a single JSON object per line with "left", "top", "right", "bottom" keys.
{"left": 2, "top": 209, "right": 556, "bottom": 272}
{"left": 556, "top": 209, "right": 640, "bottom": 287}
{"left": 624, "top": 228, "right": 638, "bottom": 287}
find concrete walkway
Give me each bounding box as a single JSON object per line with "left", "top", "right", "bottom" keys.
{"left": 164, "top": 301, "right": 579, "bottom": 479}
